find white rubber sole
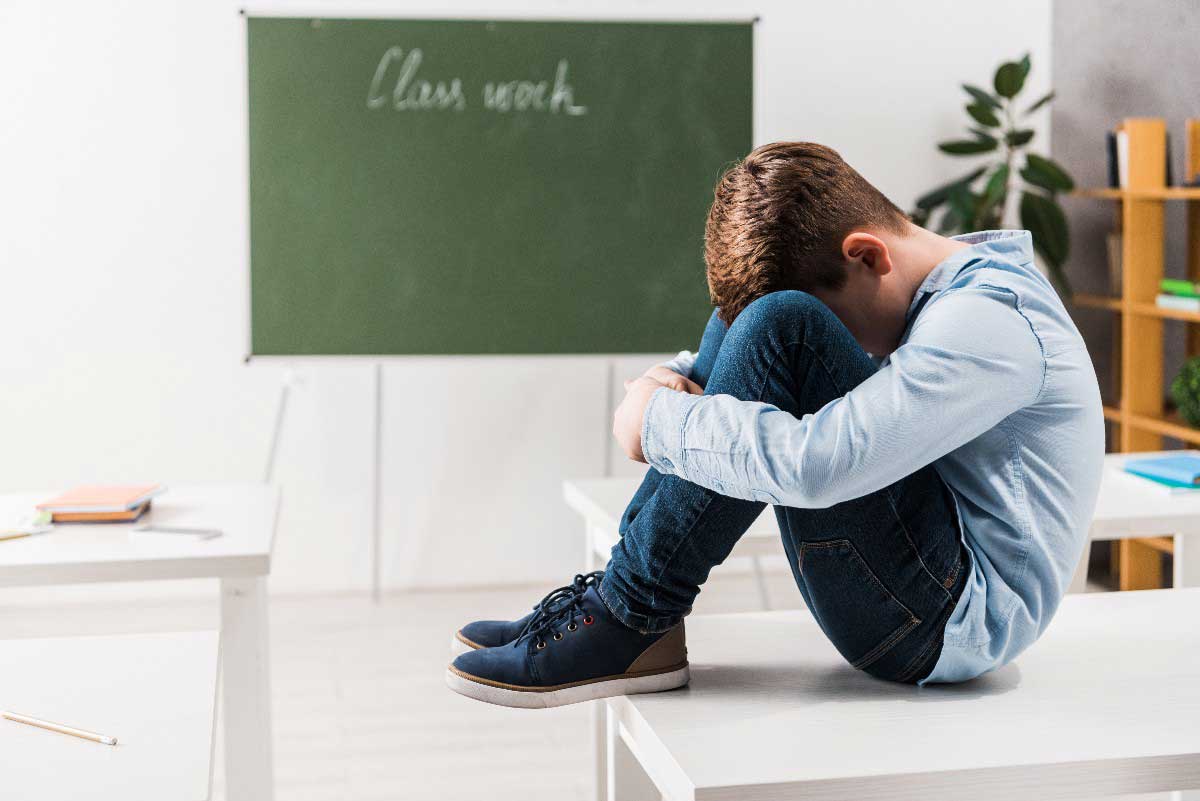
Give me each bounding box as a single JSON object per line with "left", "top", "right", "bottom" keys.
{"left": 449, "top": 633, "right": 476, "bottom": 657}
{"left": 445, "top": 665, "right": 690, "bottom": 709}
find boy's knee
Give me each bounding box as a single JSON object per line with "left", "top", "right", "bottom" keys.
{"left": 727, "top": 290, "right": 834, "bottom": 342}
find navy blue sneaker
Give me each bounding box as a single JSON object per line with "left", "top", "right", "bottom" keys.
{"left": 446, "top": 583, "right": 688, "bottom": 708}
{"left": 451, "top": 571, "right": 603, "bottom": 655}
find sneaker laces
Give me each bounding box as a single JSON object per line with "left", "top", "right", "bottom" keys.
{"left": 514, "top": 570, "right": 603, "bottom": 647}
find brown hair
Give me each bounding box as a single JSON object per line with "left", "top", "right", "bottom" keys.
{"left": 704, "top": 142, "right": 908, "bottom": 324}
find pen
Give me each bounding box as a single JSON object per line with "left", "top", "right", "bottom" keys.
{"left": 132, "top": 525, "right": 223, "bottom": 539}
{"left": 2, "top": 710, "right": 118, "bottom": 746}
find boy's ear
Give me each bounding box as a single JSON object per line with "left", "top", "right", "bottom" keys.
{"left": 842, "top": 232, "right": 893, "bottom": 277}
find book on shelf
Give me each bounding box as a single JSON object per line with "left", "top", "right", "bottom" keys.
{"left": 1161, "top": 278, "right": 1200, "bottom": 298}
{"left": 1156, "top": 293, "right": 1200, "bottom": 313}
{"left": 1107, "top": 124, "right": 1173, "bottom": 189}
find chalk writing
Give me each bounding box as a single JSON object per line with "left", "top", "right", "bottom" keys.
{"left": 366, "top": 48, "right": 587, "bottom": 116}
{"left": 366, "top": 47, "right": 466, "bottom": 111}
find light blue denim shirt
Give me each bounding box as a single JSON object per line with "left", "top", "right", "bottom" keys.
{"left": 644, "top": 231, "right": 1105, "bottom": 683}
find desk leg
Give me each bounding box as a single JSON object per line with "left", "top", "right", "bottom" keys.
{"left": 221, "top": 576, "right": 275, "bottom": 801}
{"left": 585, "top": 519, "right": 608, "bottom": 801}
{"left": 605, "top": 701, "right": 665, "bottom": 801}
{"left": 1175, "top": 533, "right": 1200, "bottom": 589}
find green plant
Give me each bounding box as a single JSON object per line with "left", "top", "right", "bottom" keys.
{"left": 1172, "top": 357, "right": 1200, "bottom": 428}
{"left": 912, "top": 54, "right": 1074, "bottom": 295}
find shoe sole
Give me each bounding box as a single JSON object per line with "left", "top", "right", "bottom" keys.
{"left": 449, "top": 632, "right": 481, "bottom": 657}
{"left": 445, "top": 664, "right": 690, "bottom": 709}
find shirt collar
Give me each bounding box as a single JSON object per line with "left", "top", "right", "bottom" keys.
{"left": 904, "top": 229, "right": 1034, "bottom": 322}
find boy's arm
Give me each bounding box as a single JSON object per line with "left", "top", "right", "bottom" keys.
{"left": 639, "top": 291, "right": 1045, "bottom": 508}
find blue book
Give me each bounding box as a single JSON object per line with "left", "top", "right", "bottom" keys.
{"left": 1124, "top": 455, "right": 1200, "bottom": 488}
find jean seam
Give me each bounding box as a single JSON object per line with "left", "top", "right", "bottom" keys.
{"left": 797, "top": 539, "right": 922, "bottom": 671}
{"left": 883, "top": 490, "right": 955, "bottom": 604}
{"left": 642, "top": 491, "right": 715, "bottom": 625}
{"left": 896, "top": 625, "right": 942, "bottom": 683}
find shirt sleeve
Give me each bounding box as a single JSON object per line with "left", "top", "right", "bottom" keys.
{"left": 658, "top": 350, "right": 697, "bottom": 379}
{"left": 640, "top": 290, "right": 1046, "bottom": 507}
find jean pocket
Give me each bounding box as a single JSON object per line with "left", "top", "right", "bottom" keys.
{"left": 798, "top": 539, "right": 921, "bottom": 671}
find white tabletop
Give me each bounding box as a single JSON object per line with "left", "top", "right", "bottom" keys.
{"left": 2, "top": 631, "right": 220, "bottom": 801}
{"left": 0, "top": 484, "right": 279, "bottom": 586}
{"left": 1092, "top": 451, "right": 1200, "bottom": 536}
{"left": 611, "top": 588, "right": 1200, "bottom": 800}
{"left": 564, "top": 477, "right": 779, "bottom": 541}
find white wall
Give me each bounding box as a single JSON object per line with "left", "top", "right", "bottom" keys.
{"left": 0, "top": 0, "right": 1050, "bottom": 594}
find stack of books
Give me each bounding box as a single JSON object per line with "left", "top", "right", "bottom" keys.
{"left": 1106, "top": 124, "right": 1172, "bottom": 189}
{"left": 1123, "top": 455, "right": 1200, "bottom": 492}
{"left": 1156, "top": 279, "right": 1200, "bottom": 314}
{"left": 37, "top": 484, "right": 164, "bottom": 523}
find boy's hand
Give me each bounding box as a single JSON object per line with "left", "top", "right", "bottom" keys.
{"left": 642, "top": 366, "right": 703, "bottom": 396}
{"left": 613, "top": 376, "right": 667, "bottom": 463}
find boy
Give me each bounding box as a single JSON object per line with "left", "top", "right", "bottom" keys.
{"left": 446, "top": 142, "right": 1104, "bottom": 708}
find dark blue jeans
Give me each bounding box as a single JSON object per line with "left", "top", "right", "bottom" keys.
{"left": 599, "top": 291, "right": 967, "bottom": 683}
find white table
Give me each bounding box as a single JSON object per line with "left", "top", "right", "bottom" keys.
{"left": 568, "top": 455, "right": 1200, "bottom": 801}
{"left": 0, "top": 484, "right": 279, "bottom": 801}
{"left": 565, "top": 477, "right": 781, "bottom": 603}
{"left": 607, "top": 589, "right": 1200, "bottom": 801}
{"left": 2, "top": 631, "right": 220, "bottom": 801}
{"left": 1090, "top": 451, "right": 1200, "bottom": 588}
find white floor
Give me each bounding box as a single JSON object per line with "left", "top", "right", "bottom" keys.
{"left": 0, "top": 568, "right": 807, "bottom": 801}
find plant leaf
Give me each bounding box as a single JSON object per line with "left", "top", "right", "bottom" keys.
{"left": 938, "top": 206, "right": 964, "bottom": 235}
{"left": 1023, "top": 153, "right": 1075, "bottom": 191}
{"left": 947, "top": 185, "right": 976, "bottom": 225}
{"left": 967, "top": 129, "right": 1000, "bottom": 146}
{"left": 1006, "top": 129, "right": 1035, "bottom": 147}
{"left": 1018, "top": 53, "right": 1031, "bottom": 79}
{"left": 914, "top": 166, "right": 987, "bottom": 210}
{"left": 966, "top": 103, "right": 1001, "bottom": 128}
{"left": 1024, "top": 90, "right": 1055, "bottom": 115}
{"left": 938, "top": 138, "right": 999, "bottom": 155}
{"left": 1020, "top": 191, "right": 1070, "bottom": 266}
{"left": 976, "top": 165, "right": 1010, "bottom": 228}
{"left": 994, "top": 61, "right": 1026, "bottom": 98}
{"left": 983, "top": 164, "right": 1009, "bottom": 206}
{"left": 963, "top": 84, "right": 1001, "bottom": 109}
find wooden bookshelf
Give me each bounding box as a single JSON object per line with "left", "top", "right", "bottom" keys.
{"left": 1070, "top": 117, "right": 1200, "bottom": 589}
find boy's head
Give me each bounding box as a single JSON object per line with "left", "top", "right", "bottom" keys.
{"left": 704, "top": 142, "right": 912, "bottom": 326}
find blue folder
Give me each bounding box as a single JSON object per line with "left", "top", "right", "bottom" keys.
{"left": 1124, "top": 455, "right": 1200, "bottom": 488}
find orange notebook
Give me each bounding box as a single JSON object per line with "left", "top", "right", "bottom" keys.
{"left": 51, "top": 501, "right": 152, "bottom": 524}
{"left": 37, "top": 484, "right": 164, "bottom": 514}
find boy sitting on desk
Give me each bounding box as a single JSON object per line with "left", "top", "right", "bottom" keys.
{"left": 446, "top": 142, "right": 1105, "bottom": 707}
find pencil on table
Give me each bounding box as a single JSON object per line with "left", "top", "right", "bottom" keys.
{"left": 2, "top": 711, "right": 118, "bottom": 746}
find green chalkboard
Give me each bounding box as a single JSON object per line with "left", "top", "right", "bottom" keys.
{"left": 247, "top": 17, "right": 752, "bottom": 355}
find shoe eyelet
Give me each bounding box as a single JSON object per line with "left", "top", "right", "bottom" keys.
{"left": 553, "top": 632, "right": 563, "bottom": 641}
{"left": 535, "top": 640, "right": 546, "bottom": 649}
{"left": 583, "top": 616, "right": 595, "bottom": 626}
{"left": 567, "top": 623, "right": 578, "bottom": 632}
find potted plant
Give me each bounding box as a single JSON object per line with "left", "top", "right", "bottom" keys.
{"left": 912, "top": 54, "right": 1074, "bottom": 295}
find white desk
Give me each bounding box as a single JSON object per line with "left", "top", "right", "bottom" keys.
{"left": 0, "top": 484, "right": 279, "bottom": 801}
{"left": 2, "top": 631, "right": 220, "bottom": 801}
{"left": 608, "top": 589, "right": 1200, "bottom": 801}
{"left": 564, "top": 477, "right": 781, "bottom": 569}
{"left": 1091, "top": 452, "right": 1200, "bottom": 588}
{"left": 568, "top": 456, "right": 1200, "bottom": 801}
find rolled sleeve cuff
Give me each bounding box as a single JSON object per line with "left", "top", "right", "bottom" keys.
{"left": 641, "top": 387, "right": 704, "bottom": 476}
